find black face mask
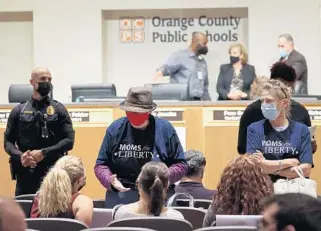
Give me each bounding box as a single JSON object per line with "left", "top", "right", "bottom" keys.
{"left": 196, "top": 44, "right": 208, "bottom": 55}
{"left": 37, "top": 82, "right": 52, "bottom": 97}
{"left": 230, "top": 56, "right": 240, "bottom": 64}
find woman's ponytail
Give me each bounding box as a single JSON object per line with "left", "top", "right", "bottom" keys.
{"left": 38, "top": 167, "right": 72, "bottom": 217}
{"left": 148, "top": 177, "right": 165, "bottom": 216}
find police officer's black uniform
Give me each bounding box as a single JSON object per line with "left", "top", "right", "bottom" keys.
{"left": 4, "top": 95, "right": 75, "bottom": 196}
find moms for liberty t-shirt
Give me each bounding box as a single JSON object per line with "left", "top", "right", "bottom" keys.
{"left": 246, "top": 119, "right": 313, "bottom": 181}
{"left": 111, "top": 115, "right": 156, "bottom": 187}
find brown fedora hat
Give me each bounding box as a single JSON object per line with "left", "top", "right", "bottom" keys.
{"left": 119, "top": 87, "right": 157, "bottom": 113}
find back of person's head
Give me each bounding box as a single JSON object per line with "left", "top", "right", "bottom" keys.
{"left": 275, "top": 194, "right": 321, "bottom": 231}
{"left": 250, "top": 76, "right": 269, "bottom": 99}
{"left": 185, "top": 149, "right": 206, "bottom": 179}
{"left": 137, "top": 162, "right": 169, "bottom": 216}
{"left": 213, "top": 155, "right": 273, "bottom": 215}
{"left": 0, "top": 197, "right": 26, "bottom": 231}
{"left": 270, "top": 62, "right": 296, "bottom": 87}
{"left": 38, "top": 155, "right": 85, "bottom": 217}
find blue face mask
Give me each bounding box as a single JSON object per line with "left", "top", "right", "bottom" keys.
{"left": 279, "top": 49, "right": 288, "bottom": 58}
{"left": 261, "top": 102, "right": 280, "bottom": 121}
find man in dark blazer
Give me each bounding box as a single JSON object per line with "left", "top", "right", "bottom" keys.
{"left": 278, "top": 34, "right": 308, "bottom": 94}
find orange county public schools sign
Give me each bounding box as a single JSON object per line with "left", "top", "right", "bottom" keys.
{"left": 119, "top": 16, "right": 241, "bottom": 43}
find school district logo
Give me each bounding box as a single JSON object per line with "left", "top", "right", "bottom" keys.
{"left": 119, "top": 17, "right": 145, "bottom": 43}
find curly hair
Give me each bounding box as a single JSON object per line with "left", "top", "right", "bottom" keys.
{"left": 270, "top": 62, "right": 296, "bottom": 83}
{"left": 212, "top": 155, "right": 273, "bottom": 215}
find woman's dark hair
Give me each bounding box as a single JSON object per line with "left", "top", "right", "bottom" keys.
{"left": 137, "top": 162, "right": 169, "bottom": 216}
{"left": 213, "top": 155, "right": 273, "bottom": 215}
{"left": 270, "top": 62, "right": 296, "bottom": 83}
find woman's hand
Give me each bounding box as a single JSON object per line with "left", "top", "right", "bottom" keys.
{"left": 110, "top": 174, "right": 131, "bottom": 192}
{"left": 227, "top": 91, "right": 242, "bottom": 100}
{"left": 252, "top": 150, "right": 265, "bottom": 162}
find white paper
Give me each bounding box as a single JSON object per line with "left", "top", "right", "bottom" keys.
{"left": 174, "top": 127, "right": 186, "bottom": 151}
{"left": 309, "top": 125, "right": 317, "bottom": 139}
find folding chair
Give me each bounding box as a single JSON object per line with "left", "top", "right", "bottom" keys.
{"left": 16, "top": 200, "right": 33, "bottom": 218}
{"left": 171, "top": 207, "right": 206, "bottom": 229}
{"left": 108, "top": 217, "right": 193, "bottom": 231}
{"left": 26, "top": 218, "right": 87, "bottom": 231}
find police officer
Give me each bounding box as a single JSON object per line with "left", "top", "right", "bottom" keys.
{"left": 4, "top": 67, "right": 75, "bottom": 196}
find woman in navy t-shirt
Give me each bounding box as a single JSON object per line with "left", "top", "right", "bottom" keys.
{"left": 246, "top": 79, "right": 313, "bottom": 182}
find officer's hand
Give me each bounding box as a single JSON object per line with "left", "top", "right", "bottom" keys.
{"left": 110, "top": 174, "right": 131, "bottom": 192}
{"left": 30, "top": 150, "right": 44, "bottom": 163}
{"left": 21, "top": 150, "right": 37, "bottom": 167}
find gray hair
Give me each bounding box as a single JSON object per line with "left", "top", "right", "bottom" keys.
{"left": 279, "top": 34, "right": 294, "bottom": 44}
{"left": 185, "top": 150, "right": 206, "bottom": 177}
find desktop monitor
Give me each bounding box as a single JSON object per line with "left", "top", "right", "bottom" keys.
{"left": 71, "top": 84, "right": 117, "bottom": 102}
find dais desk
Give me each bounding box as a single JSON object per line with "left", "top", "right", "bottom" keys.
{"left": 0, "top": 100, "right": 320, "bottom": 198}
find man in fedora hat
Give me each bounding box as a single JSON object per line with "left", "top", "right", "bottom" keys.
{"left": 94, "top": 87, "right": 188, "bottom": 208}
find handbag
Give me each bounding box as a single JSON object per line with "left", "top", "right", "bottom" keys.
{"left": 273, "top": 167, "right": 317, "bottom": 198}
{"left": 167, "top": 192, "right": 194, "bottom": 207}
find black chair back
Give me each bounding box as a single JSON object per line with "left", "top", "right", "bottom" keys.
{"left": 176, "top": 199, "right": 212, "bottom": 209}
{"left": 108, "top": 217, "right": 193, "bottom": 231}
{"left": 82, "top": 228, "right": 157, "bottom": 231}
{"left": 144, "top": 83, "right": 189, "bottom": 101}
{"left": 15, "top": 194, "right": 36, "bottom": 200}
{"left": 171, "top": 207, "right": 206, "bottom": 229}
{"left": 71, "top": 84, "right": 117, "bottom": 102}
{"left": 26, "top": 218, "right": 88, "bottom": 231}
{"left": 194, "top": 226, "right": 257, "bottom": 231}
{"left": 93, "top": 199, "right": 105, "bottom": 208}
{"left": 8, "top": 84, "right": 33, "bottom": 103}
{"left": 16, "top": 200, "right": 33, "bottom": 218}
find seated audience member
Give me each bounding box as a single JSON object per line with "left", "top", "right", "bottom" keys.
{"left": 216, "top": 43, "right": 256, "bottom": 100}
{"left": 113, "top": 162, "right": 184, "bottom": 220}
{"left": 203, "top": 155, "right": 273, "bottom": 227}
{"left": 175, "top": 149, "right": 216, "bottom": 200}
{"left": 259, "top": 193, "right": 321, "bottom": 231}
{"left": 30, "top": 155, "right": 93, "bottom": 227}
{"left": 250, "top": 76, "right": 269, "bottom": 100}
{"left": 238, "top": 62, "right": 317, "bottom": 154}
{"left": 246, "top": 79, "right": 313, "bottom": 183}
{"left": 0, "top": 197, "right": 26, "bottom": 231}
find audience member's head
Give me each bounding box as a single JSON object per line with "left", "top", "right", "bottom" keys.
{"left": 228, "top": 43, "right": 248, "bottom": 64}
{"left": 259, "top": 193, "right": 321, "bottom": 231}
{"left": 213, "top": 155, "right": 273, "bottom": 215}
{"left": 137, "top": 161, "right": 169, "bottom": 216}
{"left": 250, "top": 76, "right": 269, "bottom": 99}
{"left": 38, "top": 155, "right": 86, "bottom": 217}
{"left": 183, "top": 149, "right": 206, "bottom": 182}
{"left": 261, "top": 79, "right": 291, "bottom": 119}
{"left": 0, "top": 197, "right": 26, "bottom": 231}
{"left": 278, "top": 34, "right": 294, "bottom": 58}
{"left": 270, "top": 62, "right": 296, "bottom": 88}
{"left": 190, "top": 31, "right": 208, "bottom": 56}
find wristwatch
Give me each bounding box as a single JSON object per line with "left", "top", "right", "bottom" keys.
{"left": 41, "top": 149, "right": 47, "bottom": 158}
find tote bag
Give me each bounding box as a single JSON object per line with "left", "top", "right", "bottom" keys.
{"left": 274, "top": 167, "right": 317, "bottom": 198}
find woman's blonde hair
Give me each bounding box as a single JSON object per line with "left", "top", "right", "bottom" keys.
{"left": 228, "top": 43, "right": 248, "bottom": 64}
{"left": 262, "top": 79, "right": 292, "bottom": 117}
{"left": 250, "top": 76, "right": 269, "bottom": 99}
{"left": 38, "top": 155, "right": 84, "bottom": 217}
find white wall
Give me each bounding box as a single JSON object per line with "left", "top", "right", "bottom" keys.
{"left": 0, "top": 15, "right": 33, "bottom": 103}
{"left": 0, "top": 0, "right": 320, "bottom": 102}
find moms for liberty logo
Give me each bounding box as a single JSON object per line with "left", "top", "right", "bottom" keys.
{"left": 262, "top": 140, "right": 299, "bottom": 156}
{"left": 114, "top": 144, "right": 158, "bottom": 159}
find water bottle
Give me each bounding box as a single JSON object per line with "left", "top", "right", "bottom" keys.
{"left": 75, "top": 96, "right": 84, "bottom": 103}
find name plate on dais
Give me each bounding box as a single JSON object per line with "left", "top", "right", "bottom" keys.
{"left": 68, "top": 109, "right": 113, "bottom": 126}
{"left": 152, "top": 109, "right": 184, "bottom": 122}
{"left": 203, "top": 107, "right": 246, "bottom": 126}
{"left": 0, "top": 111, "right": 11, "bottom": 123}
{"left": 307, "top": 108, "right": 321, "bottom": 123}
